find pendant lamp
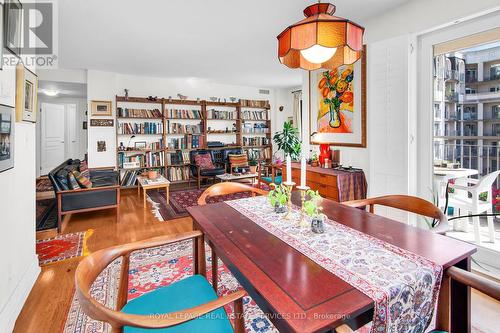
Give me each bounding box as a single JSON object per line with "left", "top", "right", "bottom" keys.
{"left": 277, "top": 2, "right": 364, "bottom": 70}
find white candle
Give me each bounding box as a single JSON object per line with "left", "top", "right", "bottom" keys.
{"left": 286, "top": 155, "right": 292, "bottom": 183}
{"left": 300, "top": 156, "right": 306, "bottom": 187}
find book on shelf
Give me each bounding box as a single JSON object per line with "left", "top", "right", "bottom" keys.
{"left": 166, "top": 121, "right": 202, "bottom": 134}
{"left": 165, "top": 108, "right": 202, "bottom": 119}
{"left": 207, "top": 109, "right": 235, "bottom": 119}
{"left": 241, "top": 110, "right": 268, "bottom": 120}
{"left": 240, "top": 99, "right": 270, "bottom": 108}
{"left": 119, "top": 151, "right": 165, "bottom": 168}
{"left": 118, "top": 122, "right": 164, "bottom": 134}
{"left": 167, "top": 134, "right": 203, "bottom": 150}
{"left": 244, "top": 147, "right": 271, "bottom": 160}
{"left": 242, "top": 122, "right": 269, "bottom": 134}
{"left": 120, "top": 170, "right": 139, "bottom": 186}
{"left": 242, "top": 136, "right": 270, "bottom": 146}
{"left": 165, "top": 166, "right": 190, "bottom": 182}
{"left": 117, "top": 108, "right": 162, "bottom": 118}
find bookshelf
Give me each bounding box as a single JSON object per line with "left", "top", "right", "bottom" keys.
{"left": 115, "top": 96, "right": 271, "bottom": 188}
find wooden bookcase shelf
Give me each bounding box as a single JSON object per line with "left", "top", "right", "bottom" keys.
{"left": 116, "top": 95, "right": 271, "bottom": 187}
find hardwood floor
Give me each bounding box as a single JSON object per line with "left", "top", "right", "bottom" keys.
{"left": 15, "top": 189, "right": 192, "bottom": 333}
{"left": 15, "top": 189, "right": 500, "bottom": 332}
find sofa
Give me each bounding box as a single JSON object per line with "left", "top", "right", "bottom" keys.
{"left": 189, "top": 150, "right": 226, "bottom": 189}
{"left": 48, "top": 159, "right": 120, "bottom": 232}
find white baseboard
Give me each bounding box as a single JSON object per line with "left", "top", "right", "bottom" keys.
{"left": 0, "top": 256, "right": 40, "bottom": 333}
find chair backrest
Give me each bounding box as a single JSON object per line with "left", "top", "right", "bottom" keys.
{"left": 343, "top": 195, "right": 448, "bottom": 234}
{"left": 198, "top": 182, "right": 268, "bottom": 205}
{"left": 475, "top": 170, "right": 500, "bottom": 193}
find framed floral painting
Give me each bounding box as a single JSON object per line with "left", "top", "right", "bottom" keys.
{"left": 309, "top": 46, "right": 366, "bottom": 147}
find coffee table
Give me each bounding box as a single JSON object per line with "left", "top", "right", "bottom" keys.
{"left": 137, "top": 175, "right": 170, "bottom": 208}
{"left": 216, "top": 172, "right": 258, "bottom": 184}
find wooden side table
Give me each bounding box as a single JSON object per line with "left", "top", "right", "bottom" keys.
{"left": 137, "top": 175, "right": 170, "bottom": 208}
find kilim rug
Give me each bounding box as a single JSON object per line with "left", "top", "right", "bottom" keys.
{"left": 63, "top": 240, "right": 280, "bottom": 333}
{"left": 147, "top": 184, "right": 269, "bottom": 221}
{"left": 36, "top": 230, "right": 93, "bottom": 266}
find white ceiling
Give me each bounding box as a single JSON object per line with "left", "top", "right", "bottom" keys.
{"left": 58, "top": 0, "right": 410, "bottom": 88}
{"left": 38, "top": 81, "right": 87, "bottom": 99}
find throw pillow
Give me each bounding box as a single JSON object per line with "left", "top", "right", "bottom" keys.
{"left": 80, "top": 160, "right": 90, "bottom": 178}
{"left": 228, "top": 154, "right": 248, "bottom": 167}
{"left": 194, "top": 153, "right": 215, "bottom": 170}
{"left": 67, "top": 172, "right": 81, "bottom": 190}
{"left": 73, "top": 170, "right": 92, "bottom": 189}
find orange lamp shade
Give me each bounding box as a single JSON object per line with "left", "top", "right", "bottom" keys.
{"left": 277, "top": 3, "right": 364, "bottom": 71}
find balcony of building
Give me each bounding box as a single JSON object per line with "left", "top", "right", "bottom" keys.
{"left": 465, "top": 90, "right": 500, "bottom": 102}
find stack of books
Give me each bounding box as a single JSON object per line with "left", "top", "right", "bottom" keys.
{"left": 118, "top": 122, "right": 163, "bottom": 134}
{"left": 166, "top": 166, "right": 190, "bottom": 182}
{"left": 241, "top": 110, "right": 268, "bottom": 120}
{"left": 166, "top": 108, "right": 202, "bottom": 119}
{"left": 243, "top": 137, "right": 270, "bottom": 146}
{"left": 117, "top": 108, "right": 162, "bottom": 118}
{"left": 166, "top": 121, "right": 202, "bottom": 134}
{"left": 207, "top": 109, "right": 235, "bottom": 119}
{"left": 240, "top": 99, "right": 270, "bottom": 108}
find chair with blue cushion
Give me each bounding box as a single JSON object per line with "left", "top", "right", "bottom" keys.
{"left": 258, "top": 163, "right": 282, "bottom": 186}
{"left": 75, "top": 231, "right": 245, "bottom": 333}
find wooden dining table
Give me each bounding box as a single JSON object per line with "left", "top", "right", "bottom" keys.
{"left": 187, "top": 193, "right": 477, "bottom": 333}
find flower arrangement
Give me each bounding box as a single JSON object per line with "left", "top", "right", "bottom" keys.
{"left": 318, "top": 67, "right": 354, "bottom": 129}
{"left": 268, "top": 184, "right": 289, "bottom": 213}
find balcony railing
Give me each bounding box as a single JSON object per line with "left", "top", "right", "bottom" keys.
{"left": 445, "top": 92, "right": 459, "bottom": 102}
{"left": 434, "top": 142, "right": 500, "bottom": 184}
{"left": 445, "top": 70, "right": 464, "bottom": 82}
{"left": 465, "top": 74, "right": 477, "bottom": 83}
{"left": 465, "top": 91, "right": 500, "bottom": 101}
{"left": 463, "top": 112, "right": 478, "bottom": 120}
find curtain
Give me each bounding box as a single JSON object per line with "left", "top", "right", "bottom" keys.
{"left": 292, "top": 90, "right": 302, "bottom": 139}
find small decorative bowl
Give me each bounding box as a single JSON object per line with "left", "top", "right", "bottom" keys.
{"left": 148, "top": 170, "right": 158, "bottom": 179}
{"left": 209, "top": 97, "right": 218, "bottom": 102}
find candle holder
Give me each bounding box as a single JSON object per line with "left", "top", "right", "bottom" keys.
{"left": 296, "top": 185, "right": 310, "bottom": 227}
{"left": 282, "top": 181, "right": 295, "bottom": 220}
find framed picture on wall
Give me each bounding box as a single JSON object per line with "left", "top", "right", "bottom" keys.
{"left": 0, "top": 104, "right": 15, "bottom": 172}
{"left": 91, "top": 100, "right": 112, "bottom": 116}
{"left": 15, "top": 63, "right": 38, "bottom": 122}
{"left": 309, "top": 46, "right": 366, "bottom": 147}
{"left": 4, "top": 0, "right": 22, "bottom": 57}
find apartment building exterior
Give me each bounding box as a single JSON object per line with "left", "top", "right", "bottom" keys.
{"left": 434, "top": 44, "right": 500, "bottom": 177}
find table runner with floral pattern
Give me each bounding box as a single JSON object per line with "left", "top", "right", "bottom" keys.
{"left": 225, "top": 196, "right": 442, "bottom": 333}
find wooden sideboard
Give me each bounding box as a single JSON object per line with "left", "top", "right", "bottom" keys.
{"left": 282, "top": 163, "right": 339, "bottom": 201}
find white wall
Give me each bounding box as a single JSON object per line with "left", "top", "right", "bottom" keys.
{"left": 0, "top": 71, "right": 39, "bottom": 331}
{"left": 87, "top": 70, "right": 279, "bottom": 168}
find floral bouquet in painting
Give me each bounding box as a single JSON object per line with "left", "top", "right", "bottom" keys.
{"left": 317, "top": 66, "right": 354, "bottom": 132}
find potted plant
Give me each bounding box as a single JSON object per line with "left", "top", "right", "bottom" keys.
{"left": 268, "top": 184, "right": 289, "bottom": 213}
{"left": 303, "top": 190, "right": 326, "bottom": 233}
{"left": 273, "top": 121, "right": 301, "bottom": 160}
{"left": 248, "top": 151, "right": 258, "bottom": 173}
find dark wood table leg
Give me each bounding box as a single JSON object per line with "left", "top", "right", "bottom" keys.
{"left": 211, "top": 245, "right": 218, "bottom": 293}
{"left": 450, "top": 257, "right": 471, "bottom": 333}
{"left": 192, "top": 222, "right": 207, "bottom": 278}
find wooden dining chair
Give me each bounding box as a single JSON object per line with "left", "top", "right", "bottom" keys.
{"left": 336, "top": 266, "right": 500, "bottom": 333}
{"left": 75, "top": 231, "right": 245, "bottom": 333}
{"left": 197, "top": 182, "right": 268, "bottom": 292}
{"left": 342, "top": 195, "right": 449, "bottom": 235}
{"left": 197, "top": 182, "right": 268, "bottom": 206}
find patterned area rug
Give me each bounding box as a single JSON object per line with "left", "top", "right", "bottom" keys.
{"left": 36, "top": 177, "right": 53, "bottom": 192}
{"left": 36, "top": 230, "right": 92, "bottom": 266}
{"left": 63, "top": 240, "right": 278, "bottom": 333}
{"left": 36, "top": 199, "right": 58, "bottom": 231}
{"left": 147, "top": 185, "right": 269, "bottom": 221}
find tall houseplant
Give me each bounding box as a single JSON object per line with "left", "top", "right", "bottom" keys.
{"left": 273, "top": 121, "right": 301, "bottom": 160}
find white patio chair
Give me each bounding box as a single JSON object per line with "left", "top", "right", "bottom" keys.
{"left": 448, "top": 170, "right": 500, "bottom": 244}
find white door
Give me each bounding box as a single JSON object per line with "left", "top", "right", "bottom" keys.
{"left": 41, "top": 103, "right": 66, "bottom": 175}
